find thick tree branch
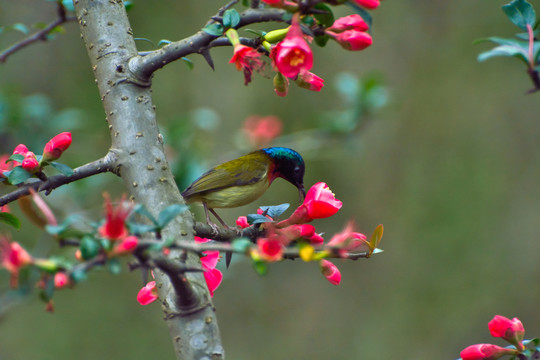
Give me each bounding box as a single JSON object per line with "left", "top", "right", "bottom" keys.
{"left": 0, "top": 5, "right": 76, "bottom": 64}
{"left": 128, "top": 8, "right": 287, "bottom": 81}
{"left": 0, "top": 156, "right": 115, "bottom": 207}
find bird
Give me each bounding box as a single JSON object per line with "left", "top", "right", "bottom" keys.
{"left": 181, "top": 147, "right": 306, "bottom": 229}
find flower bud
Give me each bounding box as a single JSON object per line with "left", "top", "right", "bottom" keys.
{"left": 296, "top": 70, "right": 324, "bottom": 91}
{"left": 21, "top": 152, "right": 40, "bottom": 173}
{"left": 273, "top": 72, "right": 289, "bottom": 97}
{"left": 328, "top": 15, "right": 369, "bottom": 33}
{"left": 320, "top": 259, "right": 341, "bottom": 285}
{"left": 488, "top": 315, "right": 525, "bottom": 351}
{"left": 330, "top": 30, "right": 372, "bottom": 51}
{"left": 42, "top": 132, "right": 72, "bottom": 162}
{"left": 137, "top": 281, "right": 158, "bottom": 305}
{"left": 460, "top": 344, "right": 518, "bottom": 360}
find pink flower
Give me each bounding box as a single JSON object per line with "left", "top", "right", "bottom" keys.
{"left": 42, "top": 132, "right": 72, "bottom": 162}
{"left": 353, "top": 0, "right": 380, "bottom": 9}
{"left": 320, "top": 259, "right": 341, "bottom": 285}
{"left": 261, "top": 0, "right": 298, "bottom": 8}
{"left": 22, "top": 151, "right": 40, "bottom": 173}
{"left": 329, "top": 30, "right": 372, "bottom": 51}
{"left": 112, "top": 235, "right": 139, "bottom": 255}
{"left": 236, "top": 216, "right": 250, "bottom": 229}
{"left": 230, "top": 44, "right": 264, "bottom": 85}
{"left": 243, "top": 115, "right": 283, "bottom": 148}
{"left": 460, "top": 344, "right": 518, "bottom": 360}
{"left": 488, "top": 315, "right": 525, "bottom": 351}
{"left": 272, "top": 18, "right": 313, "bottom": 79}
{"left": 280, "top": 182, "right": 342, "bottom": 225}
{"left": 257, "top": 238, "right": 284, "bottom": 262}
{"left": 137, "top": 281, "right": 159, "bottom": 305}
{"left": 98, "top": 193, "right": 132, "bottom": 240}
{"left": 295, "top": 70, "right": 324, "bottom": 91}
{"left": 327, "top": 221, "right": 369, "bottom": 256}
{"left": 279, "top": 224, "right": 315, "bottom": 242}
{"left": 0, "top": 236, "right": 33, "bottom": 288}
{"left": 194, "top": 236, "right": 223, "bottom": 297}
{"left": 54, "top": 272, "right": 70, "bottom": 288}
{"left": 328, "top": 15, "right": 369, "bottom": 33}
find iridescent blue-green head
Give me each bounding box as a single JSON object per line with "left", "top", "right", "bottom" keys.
{"left": 263, "top": 147, "right": 306, "bottom": 200}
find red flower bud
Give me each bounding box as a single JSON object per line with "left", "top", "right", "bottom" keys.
{"left": 137, "top": 281, "right": 159, "bottom": 305}
{"left": 236, "top": 216, "right": 250, "bottom": 229}
{"left": 328, "top": 15, "right": 369, "bottom": 33}
{"left": 54, "top": 272, "right": 70, "bottom": 288}
{"left": 296, "top": 70, "right": 324, "bottom": 91}
{"left": 42, "top": 132, "right": 72, "bottom": 162}
{"left": 460, "top": 344, "right": 518, "bottom": 360}
{"left": 488, "top": 315, "right": 525, "bottom": 351}
{"left": 320, "top": 259, "right": 341, "bottom": 285}
{"left": 13, "top": 144, "right": 29, "bottom": 156}
{"left": 353, "top": 0, "right": 380, "bottom": 9}
{"left": 273, "top": 72, "right": 289, "bottom": 97}
{"left": 21, "top": 152, "right": 40, "bottom": 173}
{"left": 329, "top": 30, "right": 372, "bottom": 51}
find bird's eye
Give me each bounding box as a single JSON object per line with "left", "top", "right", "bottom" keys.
{"left": 294, "top": 167, "right": 300, "bottom": 174}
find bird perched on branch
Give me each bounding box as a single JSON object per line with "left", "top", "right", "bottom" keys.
{"left": 181, "top": 147, "right": 306, "bottom": 229}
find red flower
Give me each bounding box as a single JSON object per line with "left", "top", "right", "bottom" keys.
{"left": 236, "top": 216, "right": 250, "bottom": 229}
{"left": 320, "top": 259, "right": 341, "bottom": 285}
{"left": 280, "top": 182, "right": 342, "bottom": 225}
{"left": 460, "top": 344, "right": 518, "bottom": 360}
{"left": 328, "top": 14, "right": 369, "bottom": 33}
{"left": 257, "top": 237, "right": 284, "bottom": 262}
{"left": 203, "top": 268, "right": 223, "bottom": 297}
{"left": 112, "top": 235, "right": 139, "bottom": 255}
{"left": 329, "top": 30, "right": 372, "bottom": 51}
{"left": 98, "top": 193, "right": 132, "bottom": 240}
{"left": 230, "top": 44, "right": 264, "bottom": 85}
{"left": 353, "top": 0, "right": 380, "bottom": 9}
{"left": 42, "top": 132, "right": 72, "bottom": 162}
{"left": 0, "top": 236, "right": 33, "bottom": 288}
{"left": 327, "top": 221, "right": 369, "bottom": 256}
{"left": 12, "top": 144, "right": 29, "bottom": 157}
{"left": 22, "top": 151, "right": 40, "bottom": 173}
{"left": 488, "top": 315, "right": 525, "bottom": 351}
{"left": 0, "top": 154, "right": 13, "bottom": 178}
{"left": 272, "top": 18, "right": 313, "bottom": 79}
{"left": 243, "top": 115, "right": 283, "bottom": 148}
{"left": 137, "top": 281, "right": 159, "bottom": 305}
{"left": 296, "top": 70, "right": 324, "bottom": 91}
{"left": 194, "top": 236, "right": 223, "bottom": 297}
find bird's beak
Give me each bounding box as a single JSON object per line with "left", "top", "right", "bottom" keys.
{"left": 298, "top": 184, "right": 306, "bottom": 202}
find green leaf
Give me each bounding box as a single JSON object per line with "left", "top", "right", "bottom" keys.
{"left": 182, "top": 57, "right": 194, "bottom": 70}
{"left": 0, "top": 212, "right": 21, "bottom": 229}
{"left": 132, "top": 204, "right": 158, "bottom": 225}
{"left": 108, "top": 259, "right": 122, "bottom": 275}
{"left": 157, "top": 204, "right": 187, "bottom": 228}
{"left": 346, "top": 2, "right": 373, "bottom": 30}
{"left": 70, "top": 268, "right": 88, "bottom": 283}
{"left": 315, "top": 34, "right": 330, "bottom": 47}
{"left": 8, "top": 166, "right": 31, "bottom": 185}
{"left": 258, "top": 203, "right": 290, "bottom": 220}
{"left": 7, "top": 154, "right": 24, "bottom": 163}
{"left": 252, "top": 259, "right": 268, "bottom": 276}
{"left": 203, "top": 23, "right": 224, "bottom": 37}
{"left": 45, "top": 214, "right": 85, "bottom": 237}
{"left": 475, "top": 36, "right": 529, "bottom": 47}
{"left": 11, "top": 23, "right": 29, "bottom": 35}
{"left": 313, "top": 3, "right": 335, "bottom": 28}
{"left": 127, "top": 222, "right": 157, "bottom": 235}
{"left": 80, "top": 236, "right": 100, "bottom": 260}
{"left": 50, "top": 162, "right": 74, "bottom": 176}
{"left": 477, "top": 44, "right": 529, "bottom": 64}
{"left": 232, "top": 238, "right": 252, "bottom": 253}
{"left": 223, "top": 9, "right": 241, "bottom": 28}
{"left": 502, "top": 0, "right": 536, "bottom": 30}
{"left": 247, "top": 214, "right": 273, "bottom": 225}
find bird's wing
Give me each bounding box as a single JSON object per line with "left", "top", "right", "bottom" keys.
{"left": 181, "top": 155, "right": 269, "bottom": 198}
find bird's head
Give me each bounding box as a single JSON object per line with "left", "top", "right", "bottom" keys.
{"left": 262, "top": 147, "right": 306, "bottom": 201}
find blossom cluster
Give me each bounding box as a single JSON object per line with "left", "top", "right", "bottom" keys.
{"left": 227, "top": 0, "right": 380, "bottom": 95}
{"left": 1, "top": 132, "right": 72, "bottom": 184}
{"left": 460, "top": 315, "right": 537, "bottom": 360}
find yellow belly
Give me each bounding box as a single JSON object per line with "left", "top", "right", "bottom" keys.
{"left": 198, "top": 180, "right": 271, "bottom": 208}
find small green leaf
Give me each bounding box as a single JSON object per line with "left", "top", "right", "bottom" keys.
{"left": 182, "top": 57, "right": 194, "bottom": 70}
{"left": 0, "top": 212, "right": 21, "bottom": 229}
{"left": 247, "top": 214, "right": 273, "bottom": 225}
{"left": 108, "top": 259, "right": 122, "bottom": 274}
{"left": 80, "top": 236, "right": 100, "bottom": 260}
{"left": 502, "top": 0, "right": 536, "bottom": 30}
{"left": 7, "top": 154, "right": 24, "bottom": 163}
{"left": 50, "top": 162, "right": 74, "bottom": 176}
{"left": 157, "top": 204, "right": 187, "bottom": 228}
{"left": 232, "top": 238, "right": 252, "bottom": 253}
{"left": 313, "top": 3, "right": 335, "bottom": 28}
{"left": 127, "top": 222, "right": 157, "bottom": 235}
{"left": 70, "top": 268, "right": 87, "bottom": 283}
{"left": 132, "top": 204, "right": 158, "bottom": 225}
{"left": 252, "top": 259, "right": 268, "bottom": 276}
{"left": 477, "top": 44, "right": 529, "bottom": 64}
{"left": 45, "top": 214, "right": 84, "bottom": 237}
{"left": 258, "top": 203, "right": 290, "bottom": 220}
{"left": 11, "top": 23, "right": 29, "bottom": 35}
{"left": 203, "top": 23, "right": 224, "bottom": 37}
{"left": 8, "top": 166, "right": 31, "bottom": 185}
{"left": 223, "top": 9, "right": 241, "bottom": 28}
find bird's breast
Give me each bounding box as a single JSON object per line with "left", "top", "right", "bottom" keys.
{"left": 199, "top": 178, "right": 271, "bottom": 208}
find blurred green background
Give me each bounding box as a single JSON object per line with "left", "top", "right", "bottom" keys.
{"left": 1, "top": 1, "right": 539, "bottom": 359}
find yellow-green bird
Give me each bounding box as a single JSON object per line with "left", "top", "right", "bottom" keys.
{"left": 181, "top": 147, "right": 306, "bottom": 228}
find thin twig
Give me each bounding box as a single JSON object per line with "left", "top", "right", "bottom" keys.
{"left": 0, "top": 4, "right": 76, "bottom": 63}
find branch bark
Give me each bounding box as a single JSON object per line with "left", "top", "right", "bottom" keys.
{"left": 73, "top": 1, "right": 224, "bottom": 359}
